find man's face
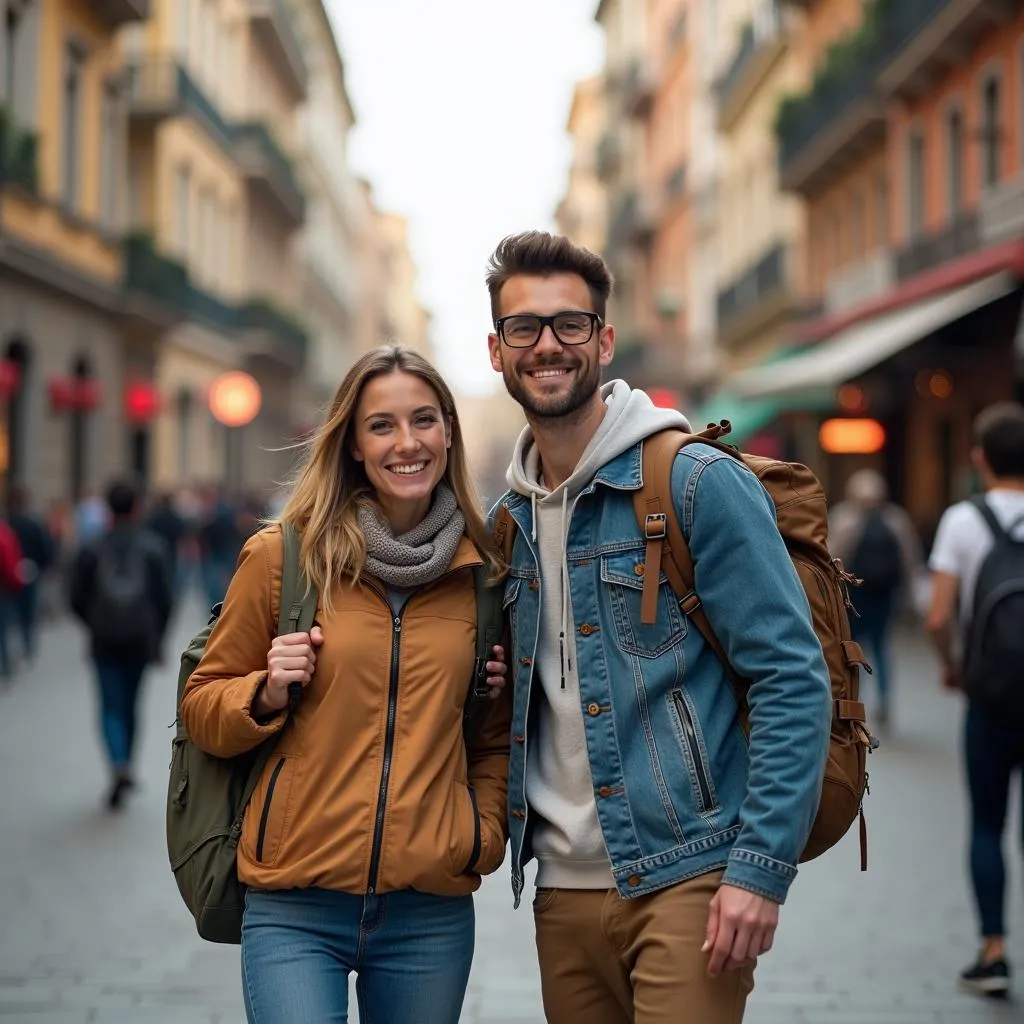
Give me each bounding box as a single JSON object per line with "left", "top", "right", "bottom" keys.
{"left": 488, "top": 273, "right": 615, "bottom": 420}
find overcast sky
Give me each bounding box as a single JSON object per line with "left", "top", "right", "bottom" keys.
{"left": 328, "top": 1, "right": 605, "bottom": 397}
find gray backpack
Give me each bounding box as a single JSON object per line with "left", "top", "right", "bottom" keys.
{"left": 89, "top": 537, "right": 152, "bottom": 646}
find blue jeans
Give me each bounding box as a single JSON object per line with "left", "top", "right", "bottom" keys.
{"left": 12, "top": 578, "right": 40, "bottom": 661}
{"left": 852, "top": 587, "right": 895, "bottom": 703}
{"left": 94, "top": 658, "right": 148, "bottom": 770}
{"left": 241, "top": 888, "right": 475, "bottom": 1024}
{"left": 964, "top": 705, "right": 1024, "bottom": 937}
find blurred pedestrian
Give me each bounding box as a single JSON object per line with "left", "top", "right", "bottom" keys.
{"left": 0, "top": 515, "right": 22, "bottom": 681}
{"left": 145, "top": 491, "right": 186, "bottom": 608}
{"left": 197, "top": 490, "right": 243, "bottom": 608}
{"left": 484, "top": 232, "right": 833, "bottom": 1023}
{"left": 69, "top": 480, "right": 173, "bottom": 810}
{"left": 926, "top": 401, "right": 1024, "bottom": 999}
{"left": 829, "top": 468, "right": 923, "bottom": 730}
{"left": 6, "top": 486, "right": 56, "bottom": 665}
{"left": 181, "top": 346, "right": 511, "bottom": 1024}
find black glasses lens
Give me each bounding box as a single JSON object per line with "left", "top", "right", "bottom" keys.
{"left": 502, "top": 315, "right": 542, "bottom": 347}
{"left": 553, "top": 313, "right": 595, "bottom": 344}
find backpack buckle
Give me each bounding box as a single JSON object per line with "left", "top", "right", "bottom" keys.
{"left": 472, "top": 658, "right": 491, "bottom": 698}
{"left": 644, "top": 513, "right": 667, "bottom": 540}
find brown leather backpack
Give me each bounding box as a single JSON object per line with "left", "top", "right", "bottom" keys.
{"left": 494, "top": 422, "right": 876, "bottom": 870}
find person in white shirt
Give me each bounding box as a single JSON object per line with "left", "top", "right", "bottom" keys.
{"left": 926, "top": 401, "right": 1024, "bottom": 1000}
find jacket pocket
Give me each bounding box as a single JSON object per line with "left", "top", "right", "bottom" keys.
{"left": 670, "top": 689, "right": 719, "bottom": 815}
{"left": 242, "top": 755, "right": 298, "bottom": 867}
{"left": 449, "top": 783, "right": 481, "bottom": 875}
{"left": 601, "top": 551, "right": 687, "bottom": 658}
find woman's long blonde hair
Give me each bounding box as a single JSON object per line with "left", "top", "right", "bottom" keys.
{"left": 278, "top": 345, "right": 502, "bottom": 610}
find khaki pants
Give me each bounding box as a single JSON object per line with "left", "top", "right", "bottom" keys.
{"left": 533, "top": 870, "right": 755, "bottom": 1024}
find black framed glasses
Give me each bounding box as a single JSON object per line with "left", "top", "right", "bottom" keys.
{"left": 494, "top": 311, "right": 602, "bottom": 348}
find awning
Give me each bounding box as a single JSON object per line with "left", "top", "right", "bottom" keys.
{"left": 728, "top": 271, "right": 1016, "bottom": 401}
{"left": 689, "top": 382, "right": 832, "bottom": 446}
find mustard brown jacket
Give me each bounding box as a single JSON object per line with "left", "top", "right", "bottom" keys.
{"left": 181, "top": 523, "right": 512, "bottom": 897}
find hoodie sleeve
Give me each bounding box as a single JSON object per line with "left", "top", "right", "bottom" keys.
{"left": 677, "top": 450, "right": 832, "bottom": 904}
{"left": 181, "top": 530, "right": 289, "bottom": 757}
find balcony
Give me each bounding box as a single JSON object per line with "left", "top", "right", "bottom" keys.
{"left": 239, "top": 298, "right": 309, "bottom": 370}
{"left": 872, "top": 0, "right": 1019, "bottom": 101}
{"left": 122, "top": 232, "right": 189, "bottom": 330}
{"left": 610, "top": 190, "right": 658, "bottom": 249}
{"left": 776, "top": 57, "right": 885, "bottom": 195}
{"left": 125, "top": 58, "right": 235, "bottom": 151}
{"left": 824, "top": 249, "right": 895, "bottom": 315}
{"left": 0, "top": 107, "right": 38, "bottom": 193}
{"left": 716, "top": 6, "right": 788, "bottom": 132}
{"left": 595, "top": 132, "right": 621, "bottom": 183}
{"left": 247, "top": 0, "right": 309, "bottom": 101}
{"left": 234, "top": 122, "right": 305, "bottom": 226}
{"left": 980, "top": 175, "right": 1024, "bottom": 245}
{"left": 716, "top": 242, "right": 798, "bottom": 349}
{"left": 623, "top": 60, "right": 655, "bottom": 119}
{"left": 895, "top": 212, "right": 982, "bottom": 281}
{"left": 87, "top": 0, "right": 150, "bottom": 29}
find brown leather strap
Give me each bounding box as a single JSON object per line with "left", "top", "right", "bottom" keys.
{"left": 841, "top": 639, "right": 869, "bottom": 668}
{"left": 834, "top": 699, "right": 866, "bottom": 722}
{"left": 493, "top": 504, "right": 516, "bottom": 569}
{"left": 859, "top": 807, "right": 868, "bottom": 872}
{"left": 639, "top": 512, "right": 666, "bottom": 625}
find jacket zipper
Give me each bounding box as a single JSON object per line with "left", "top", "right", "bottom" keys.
{"left": 672, "top": 690, "right": 714, "bottom": 813}
{"left": 366, "top": 607, "right": 404, "bottom": 894}
{"left": 255, "top": 756, "right": 286, "bottom": 862}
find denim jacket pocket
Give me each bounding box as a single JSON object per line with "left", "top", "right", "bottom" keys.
{"left": 601, "top": 551, "right": 687, "bottom": 658}
{"left": 669, "top": 689, "right": 720, "bottom": 816}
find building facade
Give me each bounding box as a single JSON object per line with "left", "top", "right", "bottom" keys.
{"left": 555, "top": 75, "right": 607, "bottom": 258}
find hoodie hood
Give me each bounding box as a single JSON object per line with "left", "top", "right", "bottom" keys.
{"left": 506, "top": 379, "right": 691, "bottom": 505}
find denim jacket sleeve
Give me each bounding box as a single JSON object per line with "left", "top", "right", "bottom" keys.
{"left": 674, "top": 447, "right": 832, "bottom": 903}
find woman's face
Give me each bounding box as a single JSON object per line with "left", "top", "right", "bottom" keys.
{"left": 351, "top": 370, "right": 452, "bottom": 531}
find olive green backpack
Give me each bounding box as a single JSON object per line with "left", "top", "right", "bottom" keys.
{"left": 166, "top": 522, "right": 503, "bottom": 944}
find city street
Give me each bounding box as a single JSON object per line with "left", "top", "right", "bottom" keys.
{"left": 0, "top": 597, "right": 1021, "bottom": 1024}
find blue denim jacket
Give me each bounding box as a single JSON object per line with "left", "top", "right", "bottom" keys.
{"left": 495, "top": 441, "right": 832, "bottom": 908}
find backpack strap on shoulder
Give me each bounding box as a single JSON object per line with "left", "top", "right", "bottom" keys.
{"left": 279, "top": 522, "right": 319, "bottom": 709}
{"left": 493, "top": 503, "right": 517, "bottom": 569}
{"left": 970, "top": 495, "right": 1010, "bottom": 544}
{"left": 464, "top": 563, "right": 505, "bottom": 745}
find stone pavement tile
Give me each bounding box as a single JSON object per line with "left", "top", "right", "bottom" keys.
{"left": 744, "top": 1010, "right": 809, "bottom": 1024}
{"left": 0, "top": 1015, "right": 89, "bottom": 1024}
{"left": 800, "top": 1012, "right": 940, "bottom": 1024}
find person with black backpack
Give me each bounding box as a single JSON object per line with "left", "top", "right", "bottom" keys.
{"left": 69, "top": 479, "right": 173, "bottom": 810}
{"left": 927, "top": 401, "right": 1024, "bottom": 1000}
{"left": 829, "top": 469, "right": 923, "bottom": 731}
{"left": 179, "top": 346, "right": 510, "bottom": 1024}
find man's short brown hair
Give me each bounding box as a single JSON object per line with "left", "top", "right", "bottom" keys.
{"left": 973, "top": 401, "right": 1024, "bottom": 478}
{"left": 485, "top": 232, "right": 614, "bottom": 322}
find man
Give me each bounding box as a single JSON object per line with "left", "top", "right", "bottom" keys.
{"left": 7, "top": 485, "right": 56, "bottom": 665}
{"left": 828, "top": 469, "right": 922, "bottom": 731}
{"left": 926, "top": 402, "right": 1024, "bottom": 999}
{"left": 70, "top": 480, "right": 173, "bottom": 810}
{"left": 485, "top": 232, "right": 833, "bottom": 1022}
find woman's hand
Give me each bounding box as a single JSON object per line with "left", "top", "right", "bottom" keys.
{"left": 485, "top": 644, "right": 508, "bottom": 700}
{"left": 255, "top": 625, "right": 324, "bottom": 716}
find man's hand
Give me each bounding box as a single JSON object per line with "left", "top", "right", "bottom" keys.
{"left": 485, "top": 644, "right": 508, "bottom": 700}
{"left": 702, "top": 883, "right": 779, "bottom": 977}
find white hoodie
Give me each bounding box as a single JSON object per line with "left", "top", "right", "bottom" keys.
{"left": 505, "top": 381, "right": 691, "bottom": 889}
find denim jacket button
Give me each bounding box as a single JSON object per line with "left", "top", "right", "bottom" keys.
{"left": 587, "top": 703, "right": 601, "bottom": 717}
{"left": 598, "top": 786, "right": 612, "bottom": 798}
{"left": 627, "top": 875, "right": 642, "bottom": 887}
{"left": 634, "top": 563, "right": 645, "bottom": 577}
{"left": 579, "top": 623, "right": 596, "bottom": 636}
{"left": 513, "top": 734, "right": 525, "bottom": 744}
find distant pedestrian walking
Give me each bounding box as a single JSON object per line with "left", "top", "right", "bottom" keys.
{"left": 7, "top": 486, "right": 56, "bottom": 666}
{"left": 69, "top": 480, "right": 173, "bottom": 810}
{"left": 829, "top": 469, "right": 922, "bottom": 730}
{"left": 926, "top": 402, "right": 1024, "bottom": 1000}
{"left": 0, "top": 517, "right": 22, "bottom": 681}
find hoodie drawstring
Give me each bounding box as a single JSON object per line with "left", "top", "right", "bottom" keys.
{"left": 531, "top": 492, "right": 537, "bottom": 543}
{"left": 559, "top": 487, "right": 571, "bottom": 690}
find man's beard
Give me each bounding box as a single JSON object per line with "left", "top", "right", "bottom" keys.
{"left": 501, "top": 357, "right": 601, "bottom": 421}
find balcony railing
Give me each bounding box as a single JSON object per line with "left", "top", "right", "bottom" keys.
{"left": 123, "top": 232, "right": 190, "bottom": 310}
{"left": 234, "top": 122, "right": 305, "bottom": 224}
{"left": 240, "top": 298, "right": 309, "bottom": 362}
{"left": 125, "top": 59, "right": 235, "bottom": 150}
{"left": 87, "top": 0, "right": 150, "bottom": 29}
{"left": 0, "top": 107, "right": 38, "bottom": 192}
{"left": 716, "top": 3, "right": 785, "bottom": 130}
{"left": 716, "top": 242, "right": 790, "bottom": 327}
{"left": 895, "top": 211, "right": 981, "bottom": 281}
{"left": 610, "top": 190, "right": 658, "bottom": 249}
{"left": 248, "top": 0, "right": 308, "bottom": 100}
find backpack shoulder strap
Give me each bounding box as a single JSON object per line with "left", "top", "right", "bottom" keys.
{"left": 633, "top": 428, "right": 739, "bottom": 684}
{"left": 970, "top": 494, "right": 1010, "bottom": 545}
{"left": 492, "top": 502, "right": 517, "bottom": 568}
{"left": 279, "top": 521, "right": 318, "bottom": 636}
{"left": 463, "top": 563, "right": 505, "bottom": 744}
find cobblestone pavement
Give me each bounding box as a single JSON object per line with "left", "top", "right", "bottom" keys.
{"left": 0, "top": 597, "right": 1021, "bottom": 1023}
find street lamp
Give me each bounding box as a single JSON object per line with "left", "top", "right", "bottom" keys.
{"left": 208, "top": 371, "right": 262, "bottom": 489}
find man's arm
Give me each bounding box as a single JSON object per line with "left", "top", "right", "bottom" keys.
{"left": 926, "top": 571, "right": 960, "bottom": 689}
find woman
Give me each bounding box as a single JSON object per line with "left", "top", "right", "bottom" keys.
{"left": 181, "top": 346, "right": 511, "bottom": 1023}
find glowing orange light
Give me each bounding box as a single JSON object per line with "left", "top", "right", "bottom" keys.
{"left": 208, "top": 371, "right": 262, "bottom": 427}
{"left": 929, "top": 371, "right": 953, "bottom": 399}
{"left": 836, "top": 384, "right": 866, "bottom": 413}
{"left": 818, "top": 418, "right": 886, "bottom": 455}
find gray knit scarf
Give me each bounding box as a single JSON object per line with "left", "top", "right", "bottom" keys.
{"left": 358, "top": 483, "right": 466, "bottom": 588}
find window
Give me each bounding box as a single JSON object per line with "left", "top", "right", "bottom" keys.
{"left": 981, "top": 73, "right": 1002, "bottom": 190}
{"left": 907, "top": 130, "right": 926, "bottom": 238}
{"left": 176, "top": 389, "right": 193, "bottom": 481}
{"left": 946, "top": 106, "right": 964, "bottom": 215}
{"left": 850, "top": 190, "right": 866, "bottom": 259}
{"left": 61, "top": 41, "right": 85, "bottom": 209}
{"left": 874, "top": 171, "right": 889, "bottom": 246}
{"left": 174, "top": 165, "right": 191, "bottom": 257}
{"left": 198, "top": 187, "right": 215, "bottom": 284}
{"left": 100, "top": 82, "right": 120, "bottom": 230}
